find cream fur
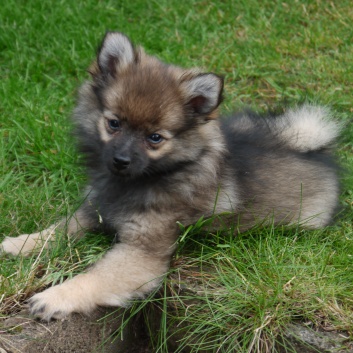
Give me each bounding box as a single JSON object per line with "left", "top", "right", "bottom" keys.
{"left": 29, "top": 243, "right": 169, "bottom": 321}
{"left": 277, "top": 105, "right": 341, "bottom": 152}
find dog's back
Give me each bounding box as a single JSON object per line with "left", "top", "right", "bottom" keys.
{"left": 222, "top": 105, "right": 340, "bottom": 228}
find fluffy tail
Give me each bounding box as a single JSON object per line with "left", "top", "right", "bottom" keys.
{"left": 273, "top": 105, "right": 341, "bottom": 152}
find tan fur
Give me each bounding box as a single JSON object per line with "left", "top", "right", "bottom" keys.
{"left": 1, "top": 225, "right": 57, "bottom": 256}
{"left": 1, "top": 209, "right": 98, "bottom": 256}
{"left": 29, "top": 243, "right": 171, "bottom": 320}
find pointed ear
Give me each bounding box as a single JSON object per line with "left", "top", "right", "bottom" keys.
{"left": 97, "top": 32, "right": 135, "bottom": 78}
{"left": 180, "top": 73, "right": 224, "bottom": 115}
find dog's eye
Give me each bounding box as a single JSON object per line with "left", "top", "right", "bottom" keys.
{"left": 108, "top": 119, "right": 120, "bottom": 130}
{"left": 148, "top": 133, "right": 163, "bottom": 144}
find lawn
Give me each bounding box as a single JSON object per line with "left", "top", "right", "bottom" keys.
{"left": 1, "top": 0, "right": 353, "bottom": 352}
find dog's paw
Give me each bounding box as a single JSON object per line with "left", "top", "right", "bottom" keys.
{"left": 28, "top": 277, "right": 98, "bottom": 321}
{"left": 1, "top": 234, "right": 32, "bottom": 256}
{"left": 29, "top": 286, "right": 75, "bottom": 321}
{"left": 28, "top": 286, "right": 93, "bottom": 321}
{"left": 1, "top": 226, "right": 57, "bottom": 256}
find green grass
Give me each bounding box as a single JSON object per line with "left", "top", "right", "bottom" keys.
{"left": 139, "top": 221, "right": 353, "bottom": 352}
{"left": 1, "top": 0, "right": 353, "bottom": 352}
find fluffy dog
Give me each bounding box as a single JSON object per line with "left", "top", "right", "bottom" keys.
{"left": 1, "top": 32, "right": 340, "bottom": 321}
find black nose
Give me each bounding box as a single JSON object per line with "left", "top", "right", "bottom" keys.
{"left": 113, "top": 155, "right": 131, "bottom": 170}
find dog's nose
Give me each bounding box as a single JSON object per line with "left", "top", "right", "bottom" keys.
{"left": 113, "top": 155, "right": 131, "bottom": 170}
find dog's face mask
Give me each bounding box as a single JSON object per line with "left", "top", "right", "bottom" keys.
{"left": 89, "top": 32, "right": 224, "bottom": 179}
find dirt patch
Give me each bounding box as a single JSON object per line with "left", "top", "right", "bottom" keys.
{"left": 0, "top": 308, "right": 148, "bottom": 353}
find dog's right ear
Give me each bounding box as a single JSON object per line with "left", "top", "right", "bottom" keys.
{"left": 97, "top": 32, "right": 135, "bottom": 78}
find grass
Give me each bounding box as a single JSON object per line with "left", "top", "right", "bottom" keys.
{"left": 1, "top": 0, "right": 353, "bottom": 352}
{"left": 140, "top": 221, "right": 353, "bottom": 352}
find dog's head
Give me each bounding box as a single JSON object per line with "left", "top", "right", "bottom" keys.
{"left": 77, "top": 32, "right": 224, "bottom": 179}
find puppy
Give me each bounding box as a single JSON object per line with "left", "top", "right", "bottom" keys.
{"left": 1, "top": 32, "right": 340, "bottom": 321}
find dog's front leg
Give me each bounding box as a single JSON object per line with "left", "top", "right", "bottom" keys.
{"left": 1, "top": 208, "right": 96, "bottom": 256}
{"left": 29, "top": 242, "right": 174, "bottom": 321}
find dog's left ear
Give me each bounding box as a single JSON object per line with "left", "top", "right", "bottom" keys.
{"left": 97, "top": 32, "right": 135, "bottom": 78}
{"left": 181, "top": 73, "right": 224, "bottom": 115}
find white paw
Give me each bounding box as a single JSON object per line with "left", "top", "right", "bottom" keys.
{"left": 1, "top": 234, "right": 32, "bottom": 256}
{"left": 1, "top": 226, "right": 57, "bottom": 256}
{"left": 28, "top": 274, "right": 103, "bottom": 321}
{"left": 29, "top": 287, "right": 74, "bottom": 321}
{"left": 29, "top": 284, "right": 93, "bottom": 321}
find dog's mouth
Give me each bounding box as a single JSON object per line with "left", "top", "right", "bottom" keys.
{"left": 108, "top": 164, "right": 133, "bottom": 178}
